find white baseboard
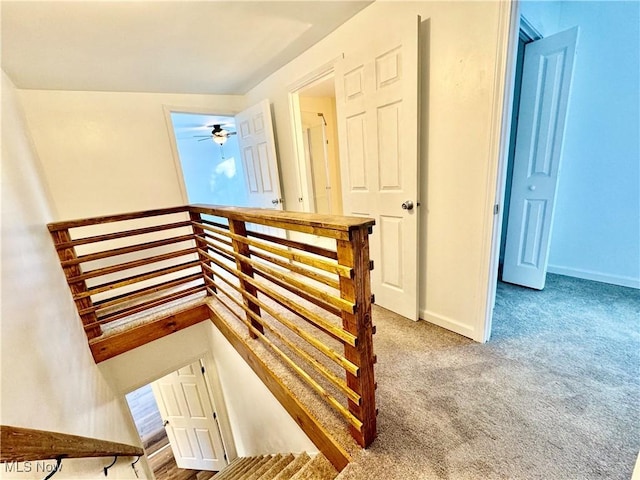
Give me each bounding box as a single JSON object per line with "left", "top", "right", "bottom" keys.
{"left": 547, "top": 264, "right": 640, "bottom": 289}
{"left": 419, "top": 309, "right": 477, "bottom": 341}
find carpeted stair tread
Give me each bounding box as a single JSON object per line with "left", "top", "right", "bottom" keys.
{"left": 271, "top": 453, "right": 311, "bottom": 480}
{"left": 289, "top": 453, "right": 337, "bottom": 480}
{"left": 241, "top": 455, "right": 274, "bottom": 479}
{"left": 245, "top": 454, "right": 282, "bottom": 480}
{"left": 258, "top": 454, "right": 295, "bottom": 480}
{"left": 231, "top": 456, "right": 267, "bottom": 479}
{"left": 213, "top": 456, "right": 254, "bottom": 480}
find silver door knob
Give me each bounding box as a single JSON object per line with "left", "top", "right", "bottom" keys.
{"left": 272, "top": 199, "right": 279, "bottom": 205}
{"left": 528, "top": 185, "right": 536, "bottom": 191}
{"left": 401, "top": 200, "right": 414, "bottom": 211}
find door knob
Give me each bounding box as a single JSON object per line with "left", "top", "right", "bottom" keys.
{"left": 528, "top": 185, "right": 536, "bottom": 191}
{"left": 401, "top": 200, "right": 414, "bottom": 211}
{"left": 271, "top": 199, "right": 279, "bottom": 205}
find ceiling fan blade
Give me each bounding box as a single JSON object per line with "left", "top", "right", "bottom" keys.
{"left": 197, "top": 138, "right": 212, "bottom": 142}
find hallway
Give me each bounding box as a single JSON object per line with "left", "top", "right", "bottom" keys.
{"left": 126, "top": 384, "right": 217, "bottom": 480}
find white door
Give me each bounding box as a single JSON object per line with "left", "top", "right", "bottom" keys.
{"left": 152, "top": 361, "right": 227, "bottom": 471}
{"left": 235, "top": 100, "right": 283, "bottom": 210}
{"left": 502, "top": 27, "right": 579, "bottom": 290}
{"left": 335, "top": 15, "right": 420, "bottom": 320}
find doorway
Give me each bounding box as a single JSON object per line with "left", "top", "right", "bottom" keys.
{"left": 125, "top": 358, "right": 231, "bottom": 480}
{"left": 498, "top": 22, "right": 578, "bottom": 290}
{"left": 291, "top": 74, "right": 343, "bottom": 216}
{"left": 169, "top": 112, "right": 250, "bottom": 207}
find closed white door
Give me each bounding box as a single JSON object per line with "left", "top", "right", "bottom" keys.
{"left": 335, "top": 15, "right": 420, "bottom": 320}
{"left": 152, "top": 361, "right": 227, "bottom": 471}
{"left": 235, "top": 100, "right": 283, "bottom": 210}
{"left": 502, "top": 27, "right": 579, "bottom": 290}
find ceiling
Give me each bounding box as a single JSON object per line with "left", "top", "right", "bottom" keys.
{"left": 1, "top": 1, "right": 371, "bottom": 95}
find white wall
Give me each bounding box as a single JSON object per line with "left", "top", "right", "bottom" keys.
{"left": 244, "top": 1, "right": 512, "bottom": 340}
{"left": 547, "top": 1, "right": 640, "bottom": 288}
{"left": 99, "top": 321, "right": 317, "bottom": 458}
{"left": 18, "top": 90, "right": 246, "bottom": 219}
{"left": 1, "top": 71, "right": 146, "bottom": 478}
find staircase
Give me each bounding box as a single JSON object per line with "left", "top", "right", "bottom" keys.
{"left": 214, "top": 453, "right": 338, "bottom": 480}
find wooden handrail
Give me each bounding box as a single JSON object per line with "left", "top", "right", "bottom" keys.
{"left": 0, "top": 425, "right": 143, "bottom": 462}
{"left": 189, "top": 204, "right": 374, "bottom": 240}
{"left": 47, "top": 204, "right": 378, "bottom": 450}
{"left": 47, "top": 206, "right": 189, "bottom": 231}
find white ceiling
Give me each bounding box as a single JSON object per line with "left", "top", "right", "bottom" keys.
{"left": 1, "top": 1, "right": 371, "bottom": 95}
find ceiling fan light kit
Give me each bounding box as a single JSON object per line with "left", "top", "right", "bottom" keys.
{"left": 194, "top": 124, "right": 237, "bottom": 145}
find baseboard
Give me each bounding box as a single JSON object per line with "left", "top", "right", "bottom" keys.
{"left": 547, "top": 265, "right": 640, "bottom": 289}
{"left": 419, "top": 309, "right": 477, "bottom": 341}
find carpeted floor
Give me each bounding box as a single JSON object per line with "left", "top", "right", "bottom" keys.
{"left": 338, "top": 274, "right": 640, "bottom": 480}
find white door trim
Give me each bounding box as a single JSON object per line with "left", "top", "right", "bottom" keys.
{"left": 287, "top": 56, "right": 343, "bottom": 213}
{"left": 481, "top": 0, "right": 521, "bottom": 342}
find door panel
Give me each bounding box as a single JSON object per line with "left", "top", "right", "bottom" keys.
{"left": 235, "top": 100, "right": 282, "bottom": 210}
{"left": 152, "top": 361, "right": 227, "bottom": 471}
{"left": 502, "top": 27, "right": 579, "bottom": 289}
{"left": 336, "top": 15, "right": 420, "bottom": 320}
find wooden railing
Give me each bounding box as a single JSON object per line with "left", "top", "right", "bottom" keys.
{"left": 1, "top": 425, "right": 143, "bottom": 462}
{"left": 48, "top": 205, "right": 377, "bottom": 448}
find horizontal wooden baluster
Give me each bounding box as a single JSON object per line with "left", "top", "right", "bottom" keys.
{"left": 207, "top": 282, "right": 363, "bottom": 430}
{"left": 67, "top": 247, "right": 197, "bottom": 283}
{"left": 199, "top": 236, "right": 353, "bottom": 313}
{"left": 246, "top": 229, "right": 338, "bottom": 260}
{"left": 75, "top": 260, "right": 201, "bottom": 299}
{"left": 199, "top": 250, "right": 357, "bottom": 347}
{"left": 53, "top": 221, "right": 192, "bottom": 250}
{"left": 90, "top": 273, "right": 203, "bottom": 311}
{"left": 206, "top": 276, "right": 361, "bottom": 405}
{"left": 193, "top": 221, "right": 352, "bottom": 278}
{"left": 50, "top": 229, "right": 102, "bottom": 339}
{"left": 62, "top": 234, "right": 195, "bottom": 267}
{"left": 201, "top": 264, "right": 358, "bottom": 376}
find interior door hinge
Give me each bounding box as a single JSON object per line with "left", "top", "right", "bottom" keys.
{"left": 201, "top": 365, "right": 205, "bottom": 374}
{"left": 213, "top": 411, "right": 217, "bottom": 419}
{"left": 494, "top": 204, "right": 499, "bottom": 215}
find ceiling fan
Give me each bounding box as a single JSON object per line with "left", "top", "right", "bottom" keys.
{"left": 194, "top": 124, "right": 237, "bottom": 145}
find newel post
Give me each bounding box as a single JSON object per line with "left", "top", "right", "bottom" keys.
{"left": 337, "top": 226, "right": 377, "bottom": 447}
{"left": 49, "top": 229, "right": 102, "bottom": 339}
{"left": 189, "top": 210, "right": 215, "bottom": 294}
{"left": 228, "top": 219, "right": 264, "bottom": 338}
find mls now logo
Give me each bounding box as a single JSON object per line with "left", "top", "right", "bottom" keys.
{"left": 4, "top": 461, "right": 61, "bottom": 474}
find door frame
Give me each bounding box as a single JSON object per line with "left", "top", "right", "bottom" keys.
{"left": 124, "top": 353, "right": 237, "bottom": 469}
{"left": 482, "top": 0, "right": 525, "bottom": 342}
{"left": 162, "top": 105, "right": 240, "bottom": 204}
{"left": 287, "top": 56, "right": 343, "bottom": 214}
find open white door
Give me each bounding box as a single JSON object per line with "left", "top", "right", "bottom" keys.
{"left": 502, "top": 27, "right": 579, "bottom": 290}
{"left": 152, "top": 361, "right": 227, "bottom": 471}
{"left": 235, "top": 100, "right": 283, "bottom": 210}
{"left": 335, "top": 16, "right": 420, "bottom": 320}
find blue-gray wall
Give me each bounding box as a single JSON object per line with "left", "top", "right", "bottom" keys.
{"left": 520, "top": 1, "right": 640, "bottom": 288}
